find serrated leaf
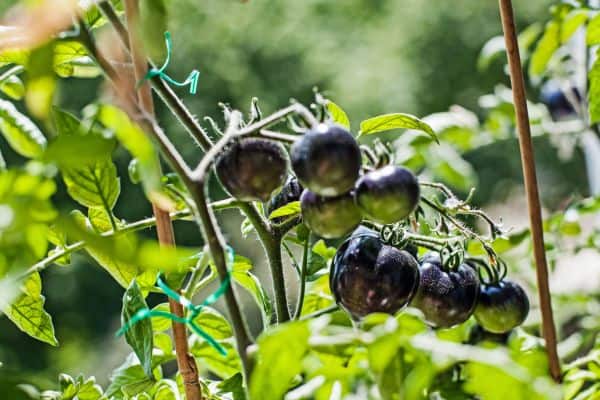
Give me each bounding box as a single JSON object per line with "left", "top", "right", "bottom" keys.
{"left": 122, "top": 280, "right": 154, "bottom": 378}
{"left": 231, "top": 255, "right": 272, "bottom": 326}
{"left": 0, "top": 98, "right": 47, "bottom": 157}
{"left": 192, "top": 306, "right": 233, "bottom": 340}
{"left": 52, "top": 107, "right": 81, "bottom": 136}
{"left": 268, "top": 200, "right": 300, "bottom": 220}
{"left": 105, "top": 354, "right": 157, "bottom": 399}
{"left": 326, "top": 101, "right": 350, "bottom": 129}
{"left": 529, "top": 19, "right": 560, "bottom": 78}
{"left": 250, "top": 321, "right": 310, "bottom": 400}
{"left": 192, "top": 340, "right": 241, "bottom": 379}
{"left": 3, "top": 272, "right": 57, "bottom": 346}
{"left": 62, "top": 158, "right": 120, "bottom": 209}
{"left": 359, "top": 113, "right": 437, "bottom": 143}
{"left": 88, "top": 206, "right": 117, "bottom": 233}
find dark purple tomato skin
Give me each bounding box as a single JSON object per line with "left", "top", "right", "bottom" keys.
{"left": 216, "top": 138, "right": 288, "bottom": 202}
{"left": 474, "top": 280, "right": 529, "bottom": 334}
{"left": 291, "top": 124, "right": 361, "bottom": 196}
{"left": 354, "top": 165, "right": 420, "bottom": 224}
{"left": 266, "top": 176, "right": 303, "bottom": 222}
{"left": 410, "top": 253, "right": 479, "bottom": 328}
{"left": 330, "top": 235, "right": 420, "bottom": 320}
{"left": 300, "top": 189, "right": 362, "bottom": 239}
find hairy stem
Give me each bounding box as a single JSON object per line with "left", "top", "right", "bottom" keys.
{"left": 238, "top": 203, "right": 291, "bottom": 323}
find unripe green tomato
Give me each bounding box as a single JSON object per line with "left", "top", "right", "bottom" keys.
{"left": 300, "top": 189, "right": 362, "bottom": 239}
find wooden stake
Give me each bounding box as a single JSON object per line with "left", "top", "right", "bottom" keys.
{"left": 498, "top": 0, "right": 561, "bottom": 382}
{"left": 123, "top": 1, "right": 203, "bottom": 398}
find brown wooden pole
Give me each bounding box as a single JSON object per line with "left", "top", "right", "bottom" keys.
{"left": 123, "top": 1, "right": 203, "bottom": 398}
{"left": 498, "top": 0, "right": 561, "bottom": 382}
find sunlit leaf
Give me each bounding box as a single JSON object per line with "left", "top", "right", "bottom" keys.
{"left": 0, "top": 99, "right": 47, "bottom": 158}
{"left": 529, "top": 19, "right": 560, "bottom": 78}
{"left": 250, "top": 321, "right": 310, "bottom": 400}
{"left": 326, "top": 101, "right": 350, "bottom": 129}
{"left": 62, "top": 158, "right": 120, "bottom": 209}
{"left": 359, "top": 113, "right": 437, "bottom": 143}
{"left": 268, "top": 200, "right": 300, "bottom": 220}
{"left": 3, "top": 272, "right": 57, "bottom": 346}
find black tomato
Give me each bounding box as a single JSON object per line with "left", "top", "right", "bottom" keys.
{"left": 354, "top": 165, "right": 420, "bottom": 224}
{"left": 300, "top": 189, "right": 362, "bottom": 239}
{"left": 265, "top": 176, "right": 303, "bottom": 222}
{"left": 291, "top": 124, "right": 361, "bottom": 196}
{"left": 330, "top": 234, "right": 420, "bottom": 320}
{"left": 467, "top": 324, "right": 511, "bottom": 346}
{"left": 410, "top": 253, "right": 479, "bottom": 328}
{"left": 215, "top": 138, "right": 288, "bottom": 202}
{"left": 474, "top": 280, "right": 529, "bottom": 334}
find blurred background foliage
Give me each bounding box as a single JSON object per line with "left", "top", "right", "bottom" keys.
{"left": 5, "top": 0, "right": 594, "bottom": 390}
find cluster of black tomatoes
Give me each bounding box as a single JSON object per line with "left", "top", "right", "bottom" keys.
{"left": 215, "top": 123, "right": 529, "bottom": 334}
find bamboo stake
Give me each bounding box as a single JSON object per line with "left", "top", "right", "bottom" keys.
{"left": 498, "top": 0, "right": 561, "bottom": 382}
{"left": 123, "top": 1, "right": 203, "bottom": 398}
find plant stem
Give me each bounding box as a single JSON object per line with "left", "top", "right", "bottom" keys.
{"left": 498, "top": 0, "right": 561, "bottom": 382}
{"left": 238, "top": 202, "right": 291, "bottom": 323}
{"left": 300, "top": 304, "right": 339, "bottom": 321}
{"left": 123, "top": 1, "right": 202, "bottom": 398}
{"left": 293, "top": 236, "right": 309, "bottom": 320}
{"left": 95, "top": 0, "right": 213, "bottom": 149}
{"left": 189, "top": 112, "right": 254, "bottom": 381}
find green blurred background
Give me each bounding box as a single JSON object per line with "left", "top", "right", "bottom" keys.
{"left": 2, "top": 0, "right": 589, "bottom": 389}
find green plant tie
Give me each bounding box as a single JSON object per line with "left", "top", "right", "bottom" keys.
{"left": 141, "top": 31, "right": 200, "bottom": 94}
{"left": 116, "top": 247, "right": 236, "bottom": 356}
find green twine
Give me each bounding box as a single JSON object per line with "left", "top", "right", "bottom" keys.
{"left": 141, "top": 31, "right": 200, "bottom": 94}
{"left": 116, "top": 247, "right": 236, "bottom": 356}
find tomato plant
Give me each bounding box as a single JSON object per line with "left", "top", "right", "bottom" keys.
{"left": 1, "top": 0, "right": 600, "bottom": 399}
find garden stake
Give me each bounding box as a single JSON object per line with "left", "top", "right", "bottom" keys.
{"left": 123, "top": 0, "right": 203, "bottom": 398}
{"left": 498, "top": 0, "right": 561, "bottom": 382}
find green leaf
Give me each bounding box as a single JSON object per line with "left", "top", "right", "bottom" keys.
{"left": 150, "top": 303, "right": 172, "bottom": 332}
{"left": 231, "top": 255, "right": 272, "bottom": 325}
{"left": 359, "top": 113, "right": 437, "bottom": 143}
{"left": 268, "top": 200, "right": 300, "bottom": 220}
{"left": 62, "top": 158, "right": 121, "bottom": 210}
{"left": 326, "top": 101, "right": 350, "bottom": 129}
{"left": 561, "top": 10, "right": 588, "bottom": 44}
{"left": 122, "top": 280, "right": 154, "bottom": 378}
{"left": 192, "top": 340, "right": 241, "bottom": 379}
{"left": 0, "top": 98, "right": 47, "bottom": 157}
{"left": 93, "top": 104, "right": 163, "bottom": 202}
{"left": 26, "top": 44, "right": 56, "bottom": 119}
{"left": 53, "top": 41, "right": 101, "bottom": 78}
{"left": 587, "top": 13, "right": 600, "bottom": 45}
{"left": 250, "top": 321, "right": 310, "bottom": 400}
{"left": 52, "top": 108, "right": 82, "bottom": 136}
{"left": 139, "top": 0, "right": 169, "bottom": 63}
{"left": 589, "top": 54, "right": 600, "bottom": 124}
{"left": 529, "top": 19, "right": 560, "bottom": 78}
{"left": 0, "top": 71, "right": 25, "bottom": 100}
{"left": 88, "top": 207, "right": 118, "bottom": 233}
{"left": 192, "top": 306, "right": 233, "bottom": 340}
{"left": 153, "top": 380, "right": 181, "bottom": 400}
{"left": 217, "top": 373, "right": 247, "bottom": 400}
{"left": 3, "top": 272, "right": 57, "bottom": 346}
{"left": 105, "top": 354, "right": 157, "bottom": 399}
